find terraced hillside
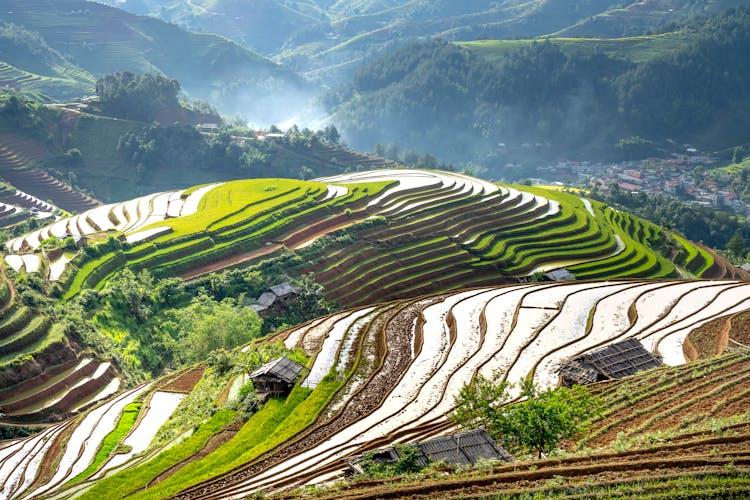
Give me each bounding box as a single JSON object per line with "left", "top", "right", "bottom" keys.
{"left": 5, "top": 280, "right": 750, "bottom": 498}
{"left": 0, "top": 269, "right": 118, "bottom": 425}
{"left": 0, "top": 133, "right": 100, "bottom": 212}
{"left": 5, "top": 170, "right": 744, "bottom": 306}
{"left": 1, "top": 0, "right": 312, "bottom": 120}
{"left": 297, "top": 350, "right": 750, "bottom": 499}
{"left": 0, "top": 60, "right": 95, "bottom": 102}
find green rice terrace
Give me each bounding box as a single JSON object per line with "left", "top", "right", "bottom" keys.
{"left": 3, "top": 280, "right": 750, "bottom": 498}
{"left": 0, "top": 265, "right": 119, "bottom": 426}
{"left": 0, "top": 169, "right": 749, "bottom": 498}
{"left": 4, "top": 169, "right": 745, "bottom": 307}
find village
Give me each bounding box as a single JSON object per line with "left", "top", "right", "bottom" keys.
{"left": 514, "top": 151, "right": 750, "bottom": 218}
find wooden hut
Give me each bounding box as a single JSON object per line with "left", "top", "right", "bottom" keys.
{"left": 250, "top": 282, "right": 299, "bottom": 315}
{"left": 558, "top": 338, "right": 663, "bottom": 387}
{"left": 249, "top": 356, "right": 307, "bottom": 396}
{"left": 347, "top": 429, "right": 513, "bottom": 473}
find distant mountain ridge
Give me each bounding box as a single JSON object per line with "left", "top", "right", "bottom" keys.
{"left": 0, "top": 0, "right": 314, "bottom": 122}
{"left": 99, "top": 0, "right": 748, "bottom": 85}
{"left": 325, "top": 6, "right": 750, "bottom": 171}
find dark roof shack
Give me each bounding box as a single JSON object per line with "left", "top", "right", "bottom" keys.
{"left": 544, "top": 268, "right": 576, "bottom": 282}
{"left": 251, "top": 282, "right": 299, "bottom": 313}
{"left": 558, "top": 338, "right": 662, "bottom": 386}
{"left": 249, "top": 356, "right": 307, "bottom": 395}
{"left": 347, "top": 429, "right": 512, "bottom": 474}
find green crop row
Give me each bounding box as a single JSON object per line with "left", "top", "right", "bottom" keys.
{"left": 0, "top": 306, "right": 32, "bottom": 339}
{"left": 495, "top": 218, "right": 609, "bottom": 266}
{"left": 319, "top": 237, "right": 454, "bottom": 289}
{"left": 0, "top": 281, "right": 10, "bottom": 307}
{"left": 69, "top": 401, "right": 143, "bottom": 485}
{"left": 78, "top": 409, "right": 235, "bottom": 499}
{"left": 0, "top": 323, "right": 64, "bottom": 368}
{"left": 135, "top": 376, "right": 343, "bottom": 500}
{"left": 0, "top": 316, "right": 50, "bottom": 356}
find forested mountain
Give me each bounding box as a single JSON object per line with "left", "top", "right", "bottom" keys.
{"left": 325, "top": 7, "right": 750, "bottom": 174}
{"left": 0, "top": 0, "right": 313, "bottom": 123}
{"left": 0, "top": 95, "right": 382, "bottom": 203}
{"left": 100, "top": 0, "right": 744, "bottom": 85}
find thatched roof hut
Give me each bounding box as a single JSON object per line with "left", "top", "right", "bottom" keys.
{"left": 558, "top": 338, "right": 662, "bottom": 387}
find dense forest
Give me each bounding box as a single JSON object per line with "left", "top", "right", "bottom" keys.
{"left": 327, "top": 7, "right": 750, "bottom": 174}
{"left": 96, "top": 72, "right": 181, "bottom": 122}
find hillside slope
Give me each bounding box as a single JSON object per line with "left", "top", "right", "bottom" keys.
{"left": 0, "top": 100, "right": 397, "bottom": 203}
{"left": 4, "top": 280, "right": 750, "bottom": 498}
{"left": 0, "top": 0, "right": 312, "bottom": 121}
{"left": 296, "top": 349, "right": 750, "bottom": 499}
{"left": 0, "top": 267, "right": 119, "bottom": 426}
{"left": 328, "top": 7, "right": 750, "bottom": 168}
{"left": 4, "top": 170, "right": 745, "bottom": 308}
{"left": 102, "top": 0, "right": 737, "bottom": 84}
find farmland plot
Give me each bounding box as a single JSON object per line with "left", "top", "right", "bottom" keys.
{"left": 7, "top": 281, "right": 750, "bottom": 499}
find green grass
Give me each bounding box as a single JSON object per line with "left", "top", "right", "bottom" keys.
{"left": 719, "top": 156, "right": 750, "bottom": 175}
{"left": 78, "top": 409, "right": 235, "bottom": 499}
{"left": 62, "top": 178, "right": 393, "bottom": 295}
{"left": 458, "top": 32, "right": 689, "bottom": 66}
{"left": 62, "top": 252, "right": 126, "bottom": 301}
{"left": 132, "top": 376, "right": 343, "bottom": 500}
{"left": 0, "top": 315, "right": 49, "bottom": 352}
{"left": 671, "top": 233, "right": 713, "bottom": 275}
{"left": 68, "top": 401, "right": 142, "bottom": 485}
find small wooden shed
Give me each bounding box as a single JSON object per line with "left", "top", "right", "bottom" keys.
{"left": 558, "top": 338, "right": 663, "bottom": 387}
{"left": 249, "top": 356, "right": 307, "bottom": 396}
{"left": 251, "top": 282, "right": 299, "bottom": 315}
{"left": 347, "top": 429, "right": 513, "bottom": 473}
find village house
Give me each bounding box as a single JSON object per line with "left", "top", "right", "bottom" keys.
{"left": 251, "top": 282, "right": 299, "bottom": 315}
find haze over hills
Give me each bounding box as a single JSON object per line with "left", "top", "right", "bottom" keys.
{"left": 0, "top": 0, "right": 314, "bottom": 123}
{"left": 326, "top": 7, "right": 750, "bottom": 173}
{"left": 102, "top": 0, "right": 745, "bottom": 84}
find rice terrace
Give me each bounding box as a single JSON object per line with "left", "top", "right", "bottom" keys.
{"left": 0, "top": 167, "right": 747, "bottom": 498}
{"left": 2, "top": 1, "right": 750, "bottom": 498}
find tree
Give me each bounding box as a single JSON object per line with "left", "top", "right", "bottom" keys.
{"left": 727, "top": 231, "right": 746, "bottom": 257}
{"left": 96, "top": 72, "right": 180, "bottom": 121}
{"left": 452, "top": 375, "right": 598, "bottom": 458}
{"left": 733, "top": 146, "right": 746, "bottom": 164}
{"left": 162, "top": 293, "right": 263, "bottom": 364}
{"left": 323, "top": 125, "right": 340, "bottom": 144}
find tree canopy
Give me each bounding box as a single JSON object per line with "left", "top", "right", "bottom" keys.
{"left": 96, "top": 72, "right": 180, "bottom": 121}
{"left": 452, "top": 375, "right": 599, "bottom": 458}
{"left": 161, "top": 294, "right": 263, "bottom": 365}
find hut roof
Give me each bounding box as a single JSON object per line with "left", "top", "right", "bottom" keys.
{"left": 544, "top": 268, "right": 576, "bottom": 282}
{"left": 415, "top": 429, "right": 513, "bottom": 466}
{"left": 583, "top": 338, "right": 662, "bottom": 379}
{"left": 252, "top": 282, "right": 299, "bottom": 312}
{"left": 557, "top": 361, "right": 599, "bottom": 385}
{"left": 269, "top": 282, "right": 298, "bottom": 297}
{"left": 347, "top": 430, "right": 512, "bottom": 472}
{"left": 558, "top": 338, "right": 662, "bottom": 384}
{"left": 256, "top": 291, "right": 277, "bottom": 308}
{"left": 249, "top": 356, "right": 306, "bottom": 384}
